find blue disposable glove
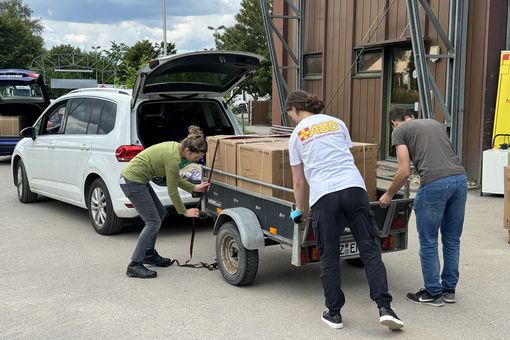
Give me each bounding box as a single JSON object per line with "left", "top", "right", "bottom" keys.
{"left": 289, "top": 209, "right": 304, "bottom": 223}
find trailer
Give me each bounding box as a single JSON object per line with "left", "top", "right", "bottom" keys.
{"left": 202, "top": 167, "right": 414, "bottom": 286}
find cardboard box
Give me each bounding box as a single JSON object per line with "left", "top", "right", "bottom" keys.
{"left": 237, "top": 141, "right": 309, "bottom": 211}
{"left": 504, "top": 166, "right": 510, "bottom": 229}
{"left": 0, "top": 116, "right": 25, "bottom": 136}
{"left": 223, "top": 137, "right": 290, "bottom": 185}
{"left": 350, "top": 142, "right": 378, "bottom": 201}
{"left": 205, "top": 135, "right": 234, "bottom": 184}
{"left": 206, "top": 135, "right": 289, "bottom": 185}
{"left": 238, "top": 142, "right": 293, "bottom": 200}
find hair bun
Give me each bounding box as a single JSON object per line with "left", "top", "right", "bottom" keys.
{"left": 305, "top": 96, "right": 325, "bottom": 114}
{"left": 187, "top": 125, "right": 204, "bottom": 138}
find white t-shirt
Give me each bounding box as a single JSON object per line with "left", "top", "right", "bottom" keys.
{"left": 288, "top": 114, "right": 366, "bottom": 207}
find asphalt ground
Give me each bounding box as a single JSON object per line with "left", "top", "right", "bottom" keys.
{"left": 0, "top": 155, "right": 509, "bottom": 340}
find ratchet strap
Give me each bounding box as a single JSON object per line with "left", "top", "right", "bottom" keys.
{"left": 169, "top": 138, "right": 221, "bottom": 270}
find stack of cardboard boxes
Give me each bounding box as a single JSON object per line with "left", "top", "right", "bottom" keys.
{"left": 504, "top": 166, "right": 510, "bottom": 243}
{"left": 206, "top": 135, "right": 379, "bottom": 209}
{"left": 0, "top": 116, "right": 25, "bottom": 136}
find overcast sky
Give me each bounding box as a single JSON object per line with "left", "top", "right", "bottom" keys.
{"left": 25, "top": 0, "right": 242, "bottom": 53}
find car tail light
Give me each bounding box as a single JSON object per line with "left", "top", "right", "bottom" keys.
{"left": 381, "top": 235, "right": 396, "bottom": 251}
{"left": 115, "top": 145, "right": 144, "bottom": 162}
{"left": 27, "top": 71, "right": 39, "bottom": 78}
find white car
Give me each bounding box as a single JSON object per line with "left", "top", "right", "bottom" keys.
{"left": 11, "top": 51, "right": 263, "bottom": 235}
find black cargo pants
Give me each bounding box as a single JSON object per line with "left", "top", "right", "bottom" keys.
{"left": 311, "top": 187, "right": 393, "bottom": 314}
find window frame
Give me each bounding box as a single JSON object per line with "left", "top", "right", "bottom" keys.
{"left": 303, "top": 52, "right": 323, "bottom": 80}
{"left": 62, "top": 98, "right": 95, "bottom": 135}
{"left": 96, "top": 99, "right": 117, "bottom": 135}
{"left": 39, "top": 101, "right": 68, "bottom": 135}
{"left": 354, "top": 48, "right": 383, "bottom": 78}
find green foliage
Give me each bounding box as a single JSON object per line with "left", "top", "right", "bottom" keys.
{"left": 0, "top": 0, "right": 44, "bottom": 68}
{"left": 48, "top": 44, "right": 83, "bottom": 55}
{"left": 111, "top": 40, "right": 176, "bottom": 88}
{"left": 216, "top": 0, "right": 271, "bottom": 98}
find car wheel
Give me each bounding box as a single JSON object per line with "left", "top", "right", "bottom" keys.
{"left": 216, "top": 221, "right": 259, "bottom": 286}
{"left": 87, "top": 178, "right": 126, "bottom": 235}
{"left": 16, "top": 159, "right": 38, "bottom": 203}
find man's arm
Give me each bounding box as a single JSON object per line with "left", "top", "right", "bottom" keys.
{"left": 291, "top": 164, "right": 306, "bottom": 211}
{"left": 378, "top": 144, "right": 411, "bottom": 208}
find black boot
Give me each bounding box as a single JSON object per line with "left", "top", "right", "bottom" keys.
{"left": 126, "top": 261, "right": 157, "bottom": 278}
{"left": 143, "top": 249, "right": 172, "bottom": 267}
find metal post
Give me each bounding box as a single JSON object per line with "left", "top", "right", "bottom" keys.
{"left": 260, "top": 0, "right": 289, "bottom": 125}
{"left": 259, "top": 0, "right": 303, "bottom": 126}
{"left": 297, "top": 0, "right": 305, "bottom": 91}
{"left": 452, "top": 0, "right": 469, "bottom": 157}
{"left": 162, "top": 0, "right": 167, "bottom": 56}
{"left": 406, "top": 0, "right": 434, "bottom": 119}
{"left": 405, "top": 0, "right": 468, "bottom": 159}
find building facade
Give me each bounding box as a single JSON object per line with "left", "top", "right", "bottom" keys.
{"left": 270, "top": 0, "right": 509, "bottom": 181}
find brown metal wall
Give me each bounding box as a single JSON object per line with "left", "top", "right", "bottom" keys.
{"left": 302, "top": 0, "right": 325, "bottom": 98}
{"left": 272, "top": 0, "right": 505, "bottom": 181}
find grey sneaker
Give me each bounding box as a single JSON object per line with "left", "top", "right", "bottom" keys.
{"left": 321, "top": 309, "right": 343, "bottom": 329}
{"left": 406, "top": 288, "right": 444, "bottom": 307}
{"left": 443, "top": 291, "right": 456, "bottom": 303}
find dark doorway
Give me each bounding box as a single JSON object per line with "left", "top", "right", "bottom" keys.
{"left": 384, "top": 47, "right": 420, "bottom": 159}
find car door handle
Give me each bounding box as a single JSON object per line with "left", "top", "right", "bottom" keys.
{"left": 81, "top": 144, "right": 90, "bottom": 151}
{"left": 48, "top": 142, "right": 55, "bottom": 149}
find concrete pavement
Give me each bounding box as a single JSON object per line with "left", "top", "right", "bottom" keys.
{"left": 0, "top": 155, "right": 509, "bottom": 339}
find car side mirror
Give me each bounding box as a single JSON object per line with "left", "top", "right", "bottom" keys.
{"left": 20, "top": 126, "right": 36, "bottom": 140}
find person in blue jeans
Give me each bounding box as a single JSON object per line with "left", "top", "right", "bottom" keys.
{"left": 379, "top": 108, "right": 467, "bottom": 307}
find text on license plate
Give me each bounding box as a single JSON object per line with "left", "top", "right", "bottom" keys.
{"left": 340, "top": 241, "right": 359, "bottom": 256}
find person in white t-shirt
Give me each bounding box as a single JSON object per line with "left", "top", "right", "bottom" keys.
{"left": 286, "top": 90, "right": 404, "bottom": 331}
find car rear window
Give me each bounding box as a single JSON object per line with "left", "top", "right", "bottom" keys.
{"left": 0, "top": 84, "right": 44, "bottom": 101}
{"left": 146, "top": 72, "right": 231, "bottom": 88}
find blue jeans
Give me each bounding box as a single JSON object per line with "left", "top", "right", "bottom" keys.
{"left": 120, "top": 177, "right": 167, "bottom": 263}
{"left": 413, "top": 174, "right": 467, "bottom": 296}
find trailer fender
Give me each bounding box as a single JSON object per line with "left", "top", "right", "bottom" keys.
{"left": 213, "top": 207, "right": 265, "bottom": 250}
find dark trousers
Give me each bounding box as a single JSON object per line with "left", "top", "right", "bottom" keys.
{"left": 120, "top": 177, "right": 167, "bottom": 263}
{"left": 311, "top": 187, "right": 392, "bottom": 314}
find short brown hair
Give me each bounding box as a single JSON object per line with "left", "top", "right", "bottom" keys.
{"left": 389, "top": 108, "right": 413, "bottom": 123}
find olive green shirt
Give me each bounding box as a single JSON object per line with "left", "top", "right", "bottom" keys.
{"left": 121, "top": 142, "right": 196, "bottom": 214}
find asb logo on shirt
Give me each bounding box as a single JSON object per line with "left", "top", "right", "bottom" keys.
{"left": 298, "top": 120, "right": 340, "bottom": 141}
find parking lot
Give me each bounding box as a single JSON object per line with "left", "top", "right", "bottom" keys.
{"left": 0, "top": 155, "right": 509, "bottom": 339}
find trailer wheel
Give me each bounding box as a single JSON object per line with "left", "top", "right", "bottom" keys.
{"left": 216, "top": 221, "right": 259, "bottom": 286}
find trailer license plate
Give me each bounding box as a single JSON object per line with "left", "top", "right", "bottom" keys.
{"left": 340, "top": 241, "right": 358, "bottom": 256}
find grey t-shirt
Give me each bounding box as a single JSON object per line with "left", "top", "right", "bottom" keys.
{"left": 391, "top": 119, "right": 465, "bottom": 184}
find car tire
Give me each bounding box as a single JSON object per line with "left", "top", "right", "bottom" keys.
{"left": 216, "top": 221, "right": 259, "bottom": 286}
{"left": 15, "top": 159, "right": 38, "bottom": 203}
{"left": 87, "top": 178, "right": 126, "bottom": 235}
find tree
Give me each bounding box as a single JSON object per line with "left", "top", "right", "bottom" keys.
{"left": 112, "top": 39, "right": 176, "bottom": 88}
{"left": 0, "top": 0, "right": 44, "bottom": 68}
{"left": 216, "top": 0, "right": 271, "bottom": 98}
